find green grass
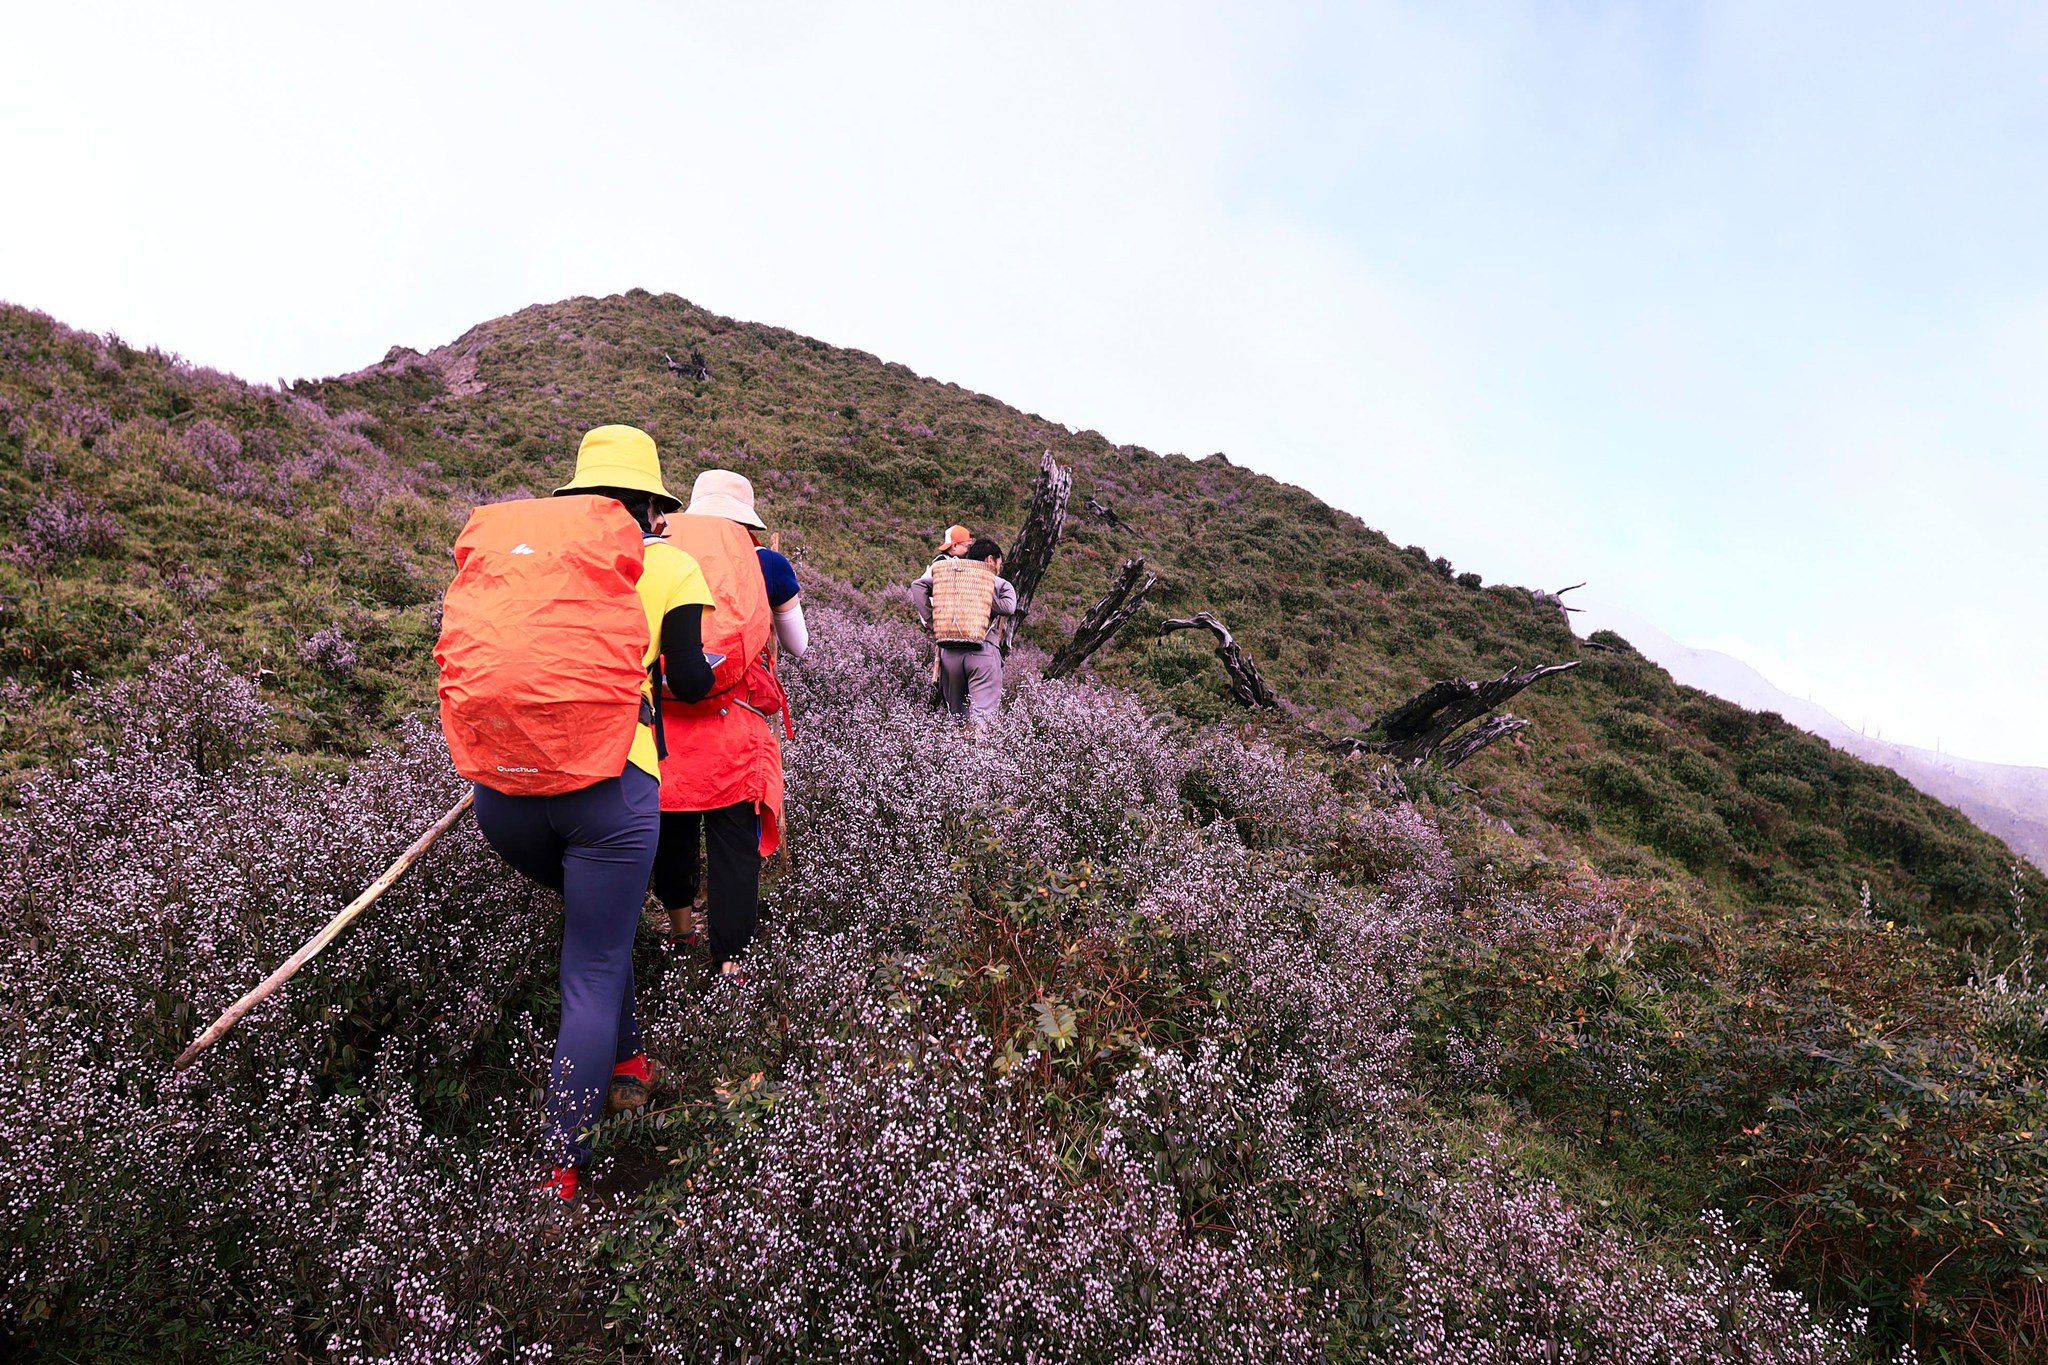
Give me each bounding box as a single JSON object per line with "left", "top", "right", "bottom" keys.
{"left": 4, "top": 288, "right": 2040, "bottom": 936}
{"left": 7, "top": 290, "right": 2047, "bottom": 1357}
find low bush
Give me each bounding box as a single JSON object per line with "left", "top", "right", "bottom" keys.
{"left": 0, "top": 649, "right": 583, "bottom": 1360}
{"left": 1400, "top": 1144, "right": 1858, "bottom": 1363}
{"left": 1650, "top": 807, "right": 1733, "bottom": 870}
{"left": 1584, "top": 756, "right": 1661, "bottom": 811}
{"left": 4, "top": 612, "right": 1911, "bottom": 1360}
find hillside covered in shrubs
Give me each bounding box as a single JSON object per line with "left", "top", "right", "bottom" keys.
{"left": 4, "top": 295, "right": 2047, "bottom": 1361}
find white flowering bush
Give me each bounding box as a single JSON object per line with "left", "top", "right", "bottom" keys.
{"left": 0, "top": 653, "right": 598, "bottom": 1359}
{"left": 618, "top": 977, "right": 1316, "bottom": 1362}
{"left": 1179, "top": 722, "right": 1349, "bottom": 850}
{"left": 1, "top": 610, "right": 1871, "bottom": 1361}
{"left": 1968, "top": 943, "right": 2048, "bottom": 1058}
{"left": 1395, "top": 1144, "right": 1860, "bottom": 1364}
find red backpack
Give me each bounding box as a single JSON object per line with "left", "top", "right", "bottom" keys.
{"left": 435, "top": 496, "right": 650, "bottom": 796}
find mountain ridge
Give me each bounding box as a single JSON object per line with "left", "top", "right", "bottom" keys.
{"left": 2, "top": 287, "right": 2039, "bottom": 941}
{"left": 7, "top": 290, "right": 2048, "bottom": 1358}
{"left": 1583, "top": 605, "right": 2048, "bottom": 874}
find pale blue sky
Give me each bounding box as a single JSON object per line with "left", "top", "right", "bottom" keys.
{"left": 5, "top": 2, "right": 2043, "bottom": 761}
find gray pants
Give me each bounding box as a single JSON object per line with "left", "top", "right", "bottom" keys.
{"left": 938, "top": 643, "right": 1003, "bottom": 719}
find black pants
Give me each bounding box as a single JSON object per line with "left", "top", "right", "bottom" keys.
{"left": 653, "top": 802, "right": 762, "bottom": 965}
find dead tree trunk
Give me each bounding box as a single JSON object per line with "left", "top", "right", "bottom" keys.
{"left": 1158, "top": 612, "right": 1279, "bottom": 708}
{"left": 997, "top": 450, "right": 1072, "bottom": 654}
{"left": 1084, "top": 493, "right": 1123, "bottom": 528}
{"left": 1333, "top": 662, "right": 1578, "bottom": 769}
{"left": 1432, "top": 714, "right": 1530, "bottom": 770}
{"left": 1531, "top": 581, "right": 1586, "bottom": 621}
{"left": 1047, "top": 558, "right": 1156, "bottom": 680}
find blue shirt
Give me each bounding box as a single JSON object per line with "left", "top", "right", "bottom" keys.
{"left": 757, "top": 547, "right": 800, "bottom": 608}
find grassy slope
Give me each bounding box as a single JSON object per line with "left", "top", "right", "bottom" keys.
{"left": 0, "top": 308, "right": 458, "bottom": 764}
{"left": 4, "top": 288, "right": 2040, "bottom": 937}
{"left": 7, "top": 292, "right": 2048, "bottom": 1353}
{"left": 315, "top": 289, "right": 2042, "bottom": 947}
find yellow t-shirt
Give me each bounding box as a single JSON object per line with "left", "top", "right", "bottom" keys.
{"left": 629, "top": 538, "right": 715, "bottom": 778}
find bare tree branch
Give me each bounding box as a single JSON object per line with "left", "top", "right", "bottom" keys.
{"left": 1433, "top": 714, "right": 1531, "bottom": 770}
{"left": 1158, "top": 611, "right": 1280, "bottom": 708}
{"left": 1335, "top": 662, "right": 1579, "bottom": 770}
{"left": 664, "top": 347, "right": 710, "bottom": 380}
{"left": 1084, "top": 493, "right": 1123, "bottom": 528}
{"left": 1047, "top": 558, "right": 1156, "bottom": 680}
{"left": 998, "top": 450, "right": 1072, "bottom": 654}
{"left": 1532, "top": 581, "right": 1587, "bottom": 619}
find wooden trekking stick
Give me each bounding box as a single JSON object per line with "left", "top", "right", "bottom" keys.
{"left": 173, "top": 792, "right": 476, "bottom": 1071}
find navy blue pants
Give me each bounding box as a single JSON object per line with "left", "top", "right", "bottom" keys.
{"left": 473, "top": 767, "right": 658, "bottom": 1169}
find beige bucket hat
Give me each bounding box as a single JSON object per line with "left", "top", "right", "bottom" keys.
{"left": 684, "top": 468, "right": 767, "bottom": 530}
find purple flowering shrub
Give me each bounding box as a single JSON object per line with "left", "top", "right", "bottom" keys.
{"left": 3, "top": 484, "right": 122, "bottom": 574}
{"left": 1178, "top": 723, "right": 1349, "bottom": 849}
{"left": 780, "top": 603, "right": 931, "bottom": 711}
{"left": 616, "top": 980, "right": 1317, "bottom": 1362}
{"left": 974, "top": 678, "right": 1189, "bottom": 869}
{"left": 31, "top": 393, "right": 114, "bottom": 444}
{"left": 95, "top": 626, "right": 276, "bottom": 769}
{"left": 622, "top": 609, "right": 1860, "bottom": 1360}
{"left": 1397, "top": 1144, "right": 1860, "bottom": 1363}
{"left": 301, "top": 623, "right": 361, "bottom": 676}
{"left": 166, "top": 406, "right": 425, "bottom": 516}
{"left": 0, "top": 644, "right": 599, "bottom": 1358}
{"left": 0, "top": 611, "right": 1870, "bottom": 1360}
{"left": 180, "top": 416, "right": 244, "bottom": 477}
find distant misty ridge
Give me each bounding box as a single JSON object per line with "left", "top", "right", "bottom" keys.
{"left": 1580, "top": 606, "right": 2048, "bottom": 875}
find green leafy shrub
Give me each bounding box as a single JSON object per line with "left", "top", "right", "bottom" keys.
{"left": 1748, "top": 771, "right": 1816, "bottom": 809}
{"left": 1584, "top": 757, "right": 1661, "bottom": 811}
{"left": 1724, "top": 1027, "right": 2048, "bottom": 1357}
{"left": 1598, "top": 709, "right": 1668, "bottom": 753}
{"left": 1554, "top": 802, "right": 1595, "bottom": 834}
{"left": 1586, "top": 628, "right": 1634, "bottom": 652}
{"left": 1649, "top": 808, "right": 1733, "bottom": 869}
{"left": 1671, "top": 749, "right": 1728, "bottom": 794}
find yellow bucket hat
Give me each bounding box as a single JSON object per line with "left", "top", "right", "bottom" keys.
{"left": 554, "top": 425, "right": 680, "bottom": 511}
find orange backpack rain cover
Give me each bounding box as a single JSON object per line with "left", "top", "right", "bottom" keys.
{"left": 661, "top": 514, "right": 773, "bottom": 702}
{"left": 657, "top": 513, "right": 784, "bottom": 851}
{"left": 436, "top": 497, "right": 650, "bottom": 796}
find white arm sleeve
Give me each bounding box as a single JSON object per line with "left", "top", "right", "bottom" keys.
{"left": 774, "top": 598, "right": 810, "bottom": 659}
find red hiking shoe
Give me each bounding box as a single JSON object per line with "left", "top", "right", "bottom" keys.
{"left": 656, "top": 925, "right": 703, "bottom": 952}
{"left": 606, "top": 1053, "right": 669, "bottom": 1114}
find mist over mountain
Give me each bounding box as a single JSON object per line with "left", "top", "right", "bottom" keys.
{"left": 1582, "top": 606, "right": 2048, "bottom": 875}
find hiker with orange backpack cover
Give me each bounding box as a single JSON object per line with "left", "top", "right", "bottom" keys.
{"left": 651, "top": 470, "right": 797, "bottom": 976}
{"left": 435, "top": 425, "right": 715, "bottom": 1203}
{"left": 656, "top": 522, "right": 806, "bottom": 951}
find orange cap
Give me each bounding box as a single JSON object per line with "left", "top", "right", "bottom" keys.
{"left": 939, "top": 524, "right": 972, "bottom": 552}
